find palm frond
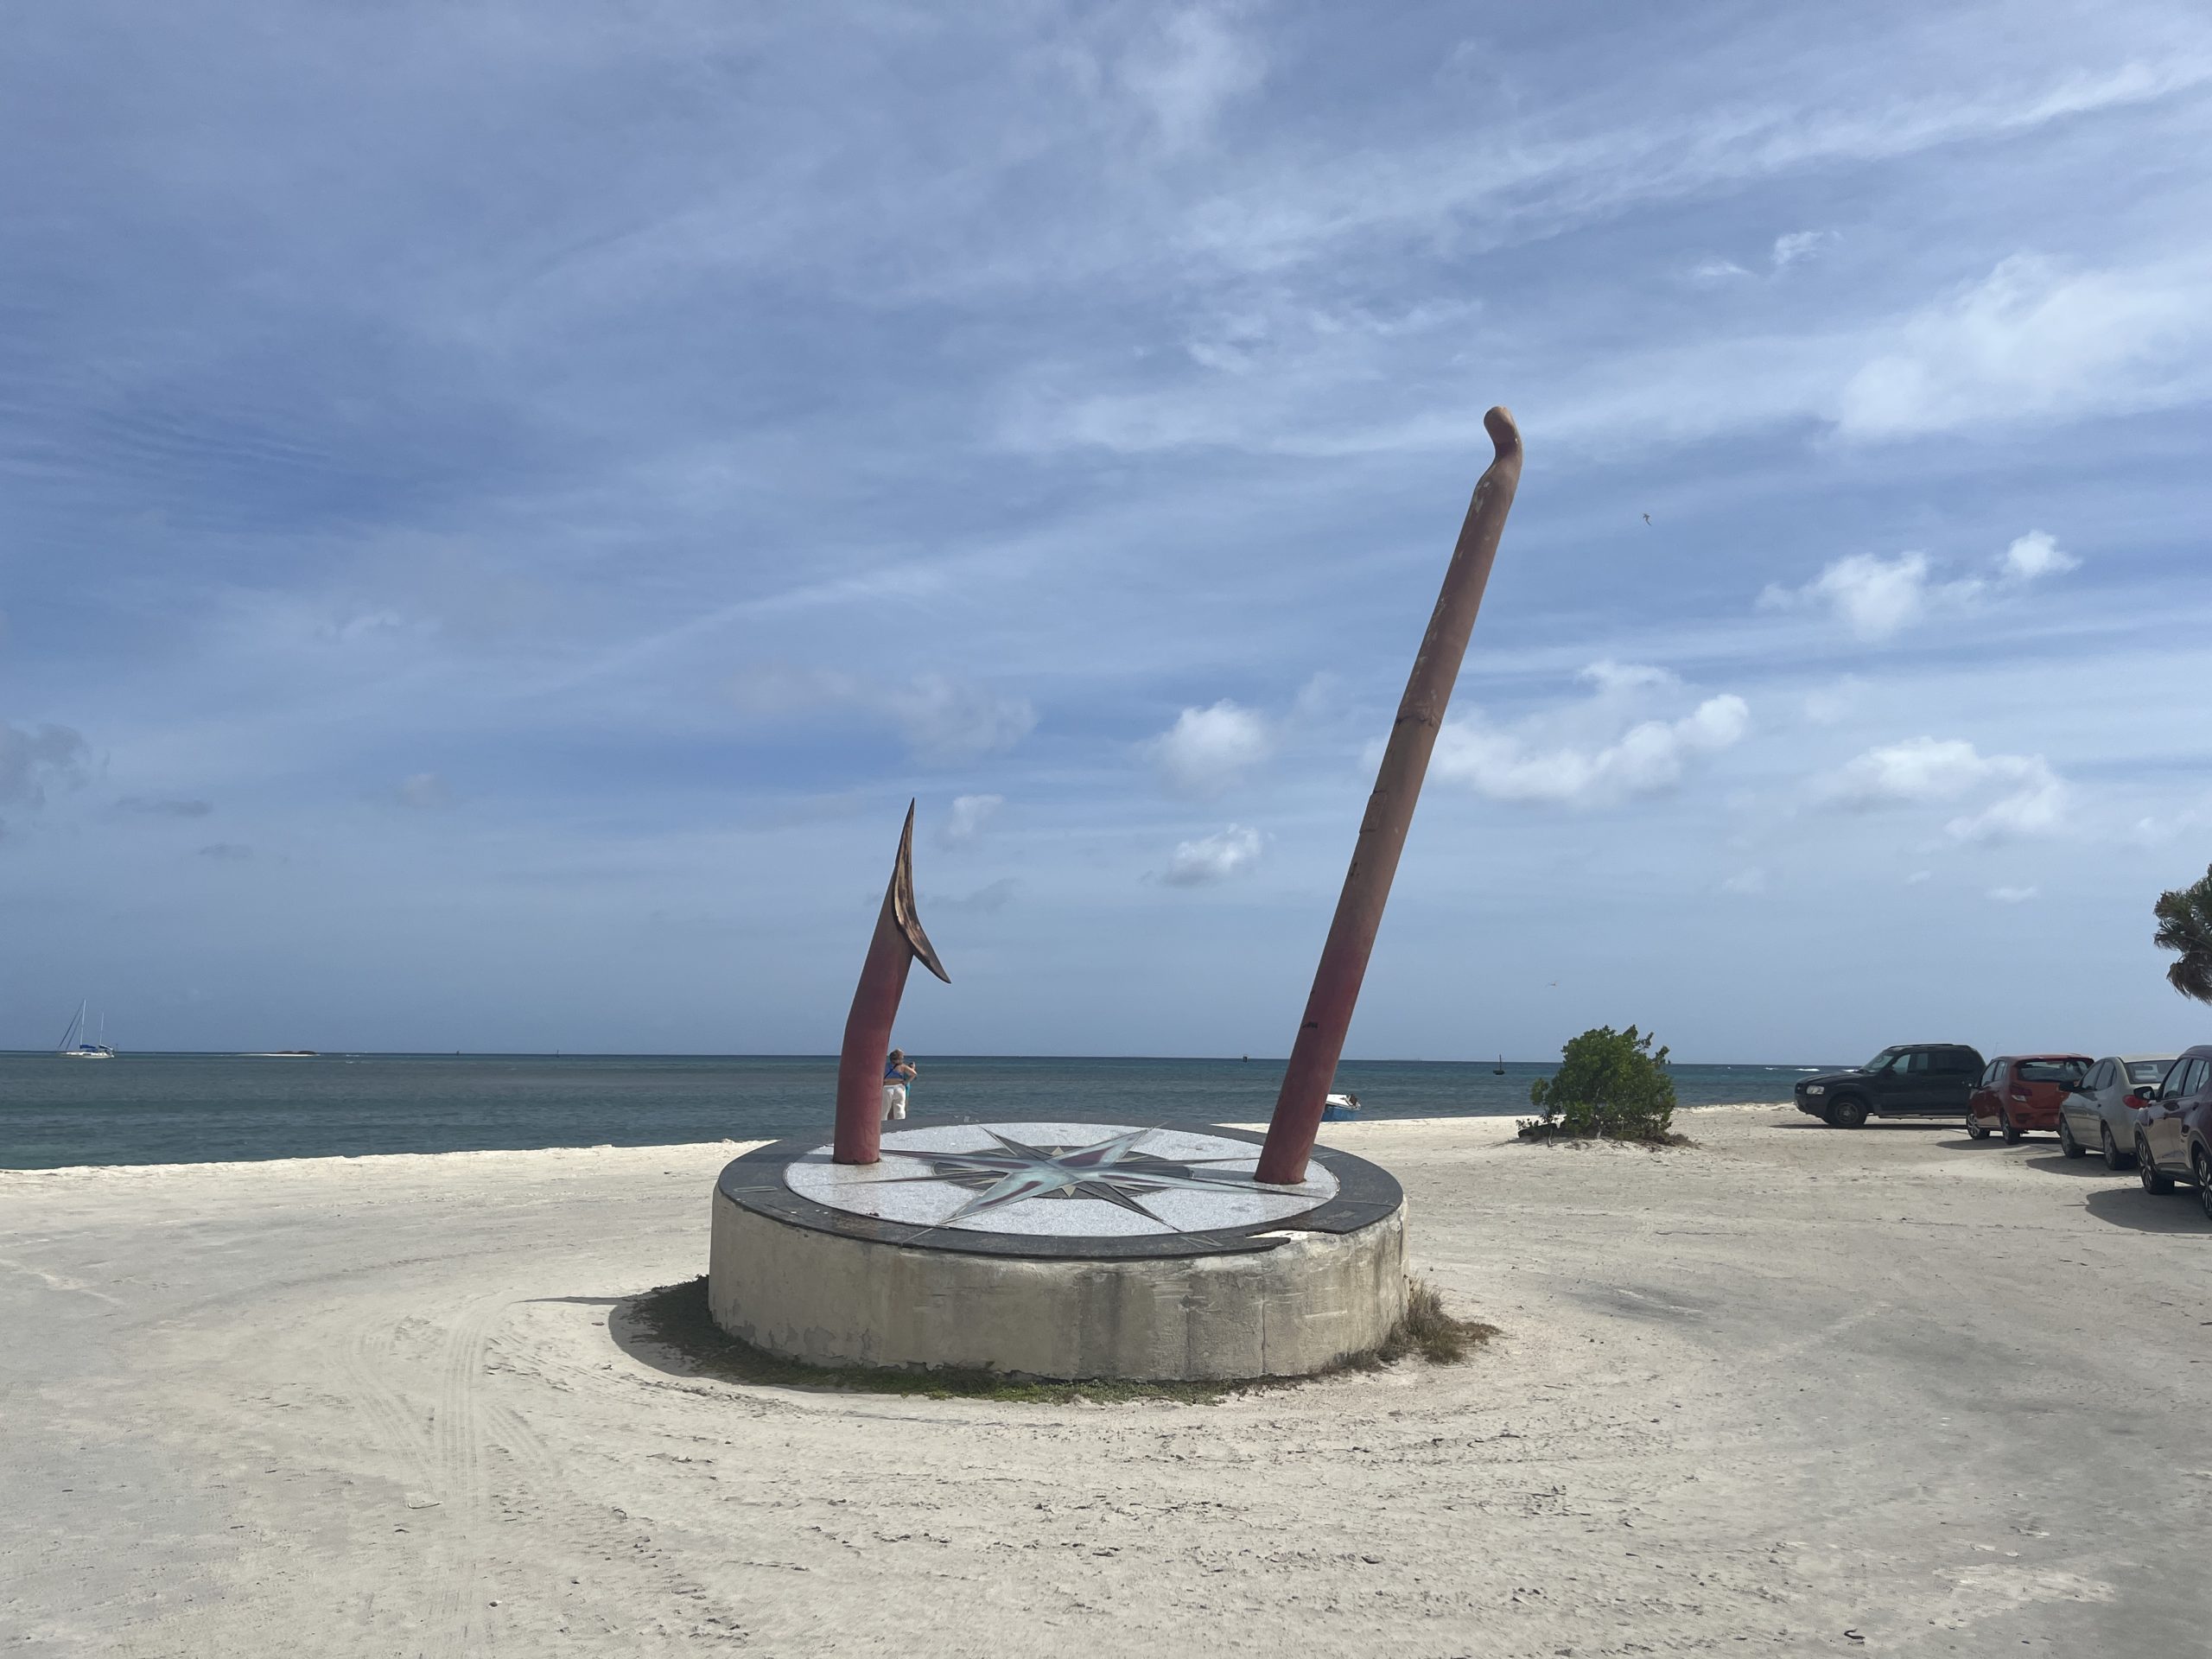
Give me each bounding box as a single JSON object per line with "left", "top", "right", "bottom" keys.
{"left": 2152, "top": 863, "right": 2212, "bottom": 1005}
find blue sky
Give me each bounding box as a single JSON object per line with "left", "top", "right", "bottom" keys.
{"left": 3, "top": 0, "right": 2209, "bottom": 1060}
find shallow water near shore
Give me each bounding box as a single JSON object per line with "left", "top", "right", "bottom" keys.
{"left": 0, "top": 1051, "right": 1829, "bottom": 1169}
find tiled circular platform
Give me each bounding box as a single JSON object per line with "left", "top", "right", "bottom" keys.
{"left": 709, "top": 1118, "right": 1408, "bottom": 1380}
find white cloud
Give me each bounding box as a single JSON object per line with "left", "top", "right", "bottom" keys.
{"left": 943, "top": 793, "right": 1005, "bottom": 843}
{"left": 1162, "top": 823, "right": 1263, "bottom": 886}
{"left": 1759, "top": 530, "right": 2078, "bottom": 640}
{"left": 1721, "top": 868, "right": 1768, "bottom": 895}
{"left": 0, "top": 721, "right": 90, "bottom": 807}
{"left": 1905, "top": 869, "right": 1934, "bottom": 885}
{"left": 2000, "top": 529, "right": 2076, "bottom": 581}
{"left": 1771, "top": 230, "right": 1832, "bottom": 269}
{"left": 1945, "top": 777, "right": 2067, "bottom": 843}
{"left": 1823, "top": 736, "right": 2067, "bottom": 844}
{"left": 1836, "top": 254, "right": 2211, "bottom": 441}
{"left": 1690, "top": 257, "right": 1751, "bottom": 282}
{"left": 1148, "top": 699, "right": 1274, "bottom": 797}
{"left": 1988, "top": 885, "right": 2040, "bottom": 904}
{"left": 1432, "top": 668, "right": 1750, "bottom": 808}
{"left": 1759, "top": 552, "right": 1954, "bottom": 641}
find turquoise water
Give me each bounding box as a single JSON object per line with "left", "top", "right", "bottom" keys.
{"left": 0, "top": 1052, "right": 1827, "bottom": 1170}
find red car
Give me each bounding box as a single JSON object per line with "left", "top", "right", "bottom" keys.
{"left": 1965, "top": 1053, "right": 2092, "bottom": 1143}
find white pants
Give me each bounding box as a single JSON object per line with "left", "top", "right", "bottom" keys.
{"left": 881, "top": 1083, "right": 908, "bottom": 1122}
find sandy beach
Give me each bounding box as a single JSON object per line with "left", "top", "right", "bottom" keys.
{"left": 3, "top": 1105, "right": 2202, "bottom": 1656}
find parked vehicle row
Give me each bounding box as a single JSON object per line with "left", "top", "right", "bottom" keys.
{"left": 1795, "top": 1041, "right": 2212, "bottom": 1222}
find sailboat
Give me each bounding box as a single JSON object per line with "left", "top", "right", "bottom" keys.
{"left": 56, "top": 1001, "right": 117, "bottom": 1059}
{"left": 1492, "top": 1053, "right": 1505, "bottom": 1075}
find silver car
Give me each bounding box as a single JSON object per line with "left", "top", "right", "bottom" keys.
{"left": 2056, "top": 1053, "right": 2176, "bottom": 1168}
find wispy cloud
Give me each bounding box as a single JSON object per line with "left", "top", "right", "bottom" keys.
{"left": 728, "top": 664, "right": 1038, "bottom": 763}
{"left": 1118, "top": 5, "right": 1266, "bottom": 151}
{"left": 934, "top": 875, "right": 1020, "bottom": 913}
{"left": 114, "top": 796, "right": 213, "bottom": 818}
{"left": 1770, "top": 229, "right": 1833, "bottom": 269}
{"left": 392, "top": 772, "right": 454, "bottom": 810}
{"left": 0, "top": 721, "right": 89, "bottom": 808}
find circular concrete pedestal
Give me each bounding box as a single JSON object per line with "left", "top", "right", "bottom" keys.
{"left": 708, "top": 1119, "right": 1407, "bottom": 1382}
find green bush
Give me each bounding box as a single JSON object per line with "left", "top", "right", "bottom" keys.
{"left": 1520, "top": 1024, "right": 1677, "bottom": 1143}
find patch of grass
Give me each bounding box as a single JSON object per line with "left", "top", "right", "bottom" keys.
{"left": 1363, "top": 1279, "right": 1500, "bottom": 1366}
{"left": 620, "top": 1274, "right": 1494, "bottom": 1403}
{"left": 1513, "top": 1124, "right": 1697, "bottom": 1149}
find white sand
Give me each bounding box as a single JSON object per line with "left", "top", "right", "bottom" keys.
{"left": 2, "top": 1107, "right": 2202, "bottom": 1656}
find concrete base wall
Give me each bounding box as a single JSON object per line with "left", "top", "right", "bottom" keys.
{"left": 707, "top": 1190, "right": 1408, "bottom": 1382}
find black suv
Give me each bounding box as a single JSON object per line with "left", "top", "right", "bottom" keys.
{"left": 1793, "top": 1044, "right": 1986, "bottom": 1128}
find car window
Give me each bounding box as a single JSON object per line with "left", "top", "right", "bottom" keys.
{"left": 2018, "top": 1058, "right": 2088, "bottom": 1084}
{"left": 1903, "top": 1050, "right": 1932, "bottom": 1074}
{"left": 1864, "top": 1047, "right": 1903, "bottom": 1071}
{"left": 2162, "top": 1058, "right": 2194, "bottom": 1096}
{"left": 1936, "top": 1048, "right": 1976, "bottom": 1073}
{"left": 2126, "top": 1060, "right": 2170, "bottom": 1085}
{"left": 2083, "top": 1061, "right": 2107, "bottom": 1090}
{"left": 2187, "top": 1058, "right": 2212, "bottom": 1098}
{"left": 1980, "top": 1060, "right": 2000, "bottom": 1085}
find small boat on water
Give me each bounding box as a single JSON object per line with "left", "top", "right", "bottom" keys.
{"left": 55, "top": 1001, "right": 117, "bottom": 1059}
{"left": 1493, "top": 1053, "right": 1506, "bottom": 1075}
{"left": 1321, "top": 1090, "right": 1362, "bottom": 1122}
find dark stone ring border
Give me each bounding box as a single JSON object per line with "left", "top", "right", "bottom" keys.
{"left": 715, "top": 1116, "right": 1405, "bottom": 1261}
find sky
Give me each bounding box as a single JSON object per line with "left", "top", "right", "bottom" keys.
{"left": 3, "top": 0, "right": 2210, "bottom": 1061}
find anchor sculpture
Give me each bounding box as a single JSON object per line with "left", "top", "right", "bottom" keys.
{"left": 831, "top": 406, "right": 1524, "bottom": 1183}
{"left": 832, "top": 800, "right": 949, "bottom": 1165}
{"left": 1256, "top": 406, "right": 1522, "bottom": 1182}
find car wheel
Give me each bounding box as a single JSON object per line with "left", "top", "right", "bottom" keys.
{"left": 1827, "top": 1095, "right": 1868, "bottom": 1129}
{"left": 2139, "top": 1138, "right": 2175, "bottom": 1194}
{"left": 2195, "top": 1150, "right": 2212, "bottom": 1224}
{"left": 2102, "top": 1123, "right": 2133, "bottom": 1171}
{"left": 2058, "top": 1116, "right": 2086, "bottom": 1159}
{"left": 2000, "top": 1109, "right": 2024, "bottom": 1145}
{"left": 1965, "top": 1106, "right": 1989, "bottom": 1141}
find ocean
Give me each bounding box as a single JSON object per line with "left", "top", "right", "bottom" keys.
{"left": 0, "top": 1052, "right": 1830, "bottom": 1171}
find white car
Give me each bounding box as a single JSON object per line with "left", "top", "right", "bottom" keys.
{"left": 2056, "top": 1053, "right": 2177, "bottom": 1169}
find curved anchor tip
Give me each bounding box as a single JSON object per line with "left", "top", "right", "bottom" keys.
{"left": 893, "top": 799, "right": 950, "bottom": 983}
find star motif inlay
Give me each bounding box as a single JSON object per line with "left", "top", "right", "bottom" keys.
{"left": 874, "top": 1127, "right": 1262, "bottom": 1226}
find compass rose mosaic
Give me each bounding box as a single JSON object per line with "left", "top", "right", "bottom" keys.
{"left": 782, "top": 1121, "right": 1340, "bottom": 1239}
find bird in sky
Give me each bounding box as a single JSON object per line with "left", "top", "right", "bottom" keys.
{"left": 1642, "top": 512, "right": 1652, "bottom": 524}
